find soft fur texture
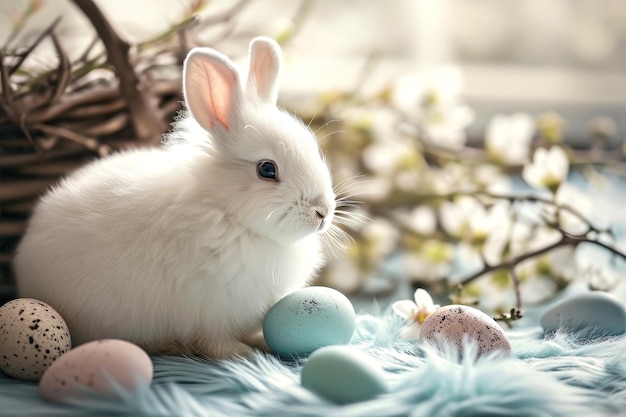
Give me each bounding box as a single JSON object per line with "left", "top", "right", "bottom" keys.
{"left": 13, "top": 38, "right": 335, "bottom": 358}
{"left": 0, "top": 305, "right": 625, "bottom": 417}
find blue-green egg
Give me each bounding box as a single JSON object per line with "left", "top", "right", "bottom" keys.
{"left": 263, "top": 286, "right": 355, "bottom": 358}
{"left": 541, "top": 291, "right": 626, "bottom": 337}
{"left": 301, "top": 345, "right": 388, "bottom": 404}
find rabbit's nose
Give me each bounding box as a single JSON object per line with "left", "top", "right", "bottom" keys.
{"left": 314, "top": 208, "right": 332, "bottom": 231}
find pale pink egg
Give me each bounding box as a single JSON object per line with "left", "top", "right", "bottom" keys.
{"left": 39, "top": 339, "right": 153, "bottom": 403}
{"left": 419, "top": 304, "right": 511, "bottom": 358}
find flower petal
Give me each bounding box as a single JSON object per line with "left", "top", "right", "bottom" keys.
{"left": 392, "top": 300, "right": 416, "bottom": 319}
{"left": 413, "top": 288, "right": 434, "bottom": 309}
{"left": 401, "top": 323, "right": 422, "bottom": 340}
{"left": 548, "top": 146, "right": 569, "bottom": 180}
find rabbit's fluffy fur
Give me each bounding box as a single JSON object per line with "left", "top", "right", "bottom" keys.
{"left": 14, "top": 37, "right": 336, "bottom": 358}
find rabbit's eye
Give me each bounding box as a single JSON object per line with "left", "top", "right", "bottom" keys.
{"left": 257, "top": 160, "right": 279, "bottom": 181}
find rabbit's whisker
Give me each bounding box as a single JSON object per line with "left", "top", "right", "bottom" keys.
{"left": 334, "top": 211, "right": 369, "bottom": 227}
{"left": 307, "top": 104, "right": 325, "bottom": 129}
{"left": 322, "top": 224, "right": 354, "bottom": 258}
{"left": 314, "top": 119, "right": 341, "bottom": 136}
{"left": 318, "top": 130, "right": 346, "bottom": 143}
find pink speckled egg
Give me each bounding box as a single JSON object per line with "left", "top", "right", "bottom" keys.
{"left": 0, "top": 298, "right": 71, "bottom": 381}
{"left": 39, "top": 339, "right": 153, "bottom": 403}
{"left": 419, "top": 305, "right": 511, "bottom": 357}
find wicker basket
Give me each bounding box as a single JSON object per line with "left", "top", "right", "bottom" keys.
{"left": 0, "top": 72, "right": 183, "bottom": 304}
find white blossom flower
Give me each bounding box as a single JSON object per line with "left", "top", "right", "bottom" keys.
{"left": 392, "top": 288, "right": 441, "bottom": 339}
{"left": 361, "top": 218, "right": 399, "bottom": 260}
{"left": 522, "top": 147, "right": 570, "bottom": 193}
{"left": 474, "top": 165, "right": 513, "bottom": 194}
{"left": 362, "top": 142, "right": 404, "bottom": 176}
{"left": 485, "top": 113, "right": 535, "bottom": 165}
{"left": 439, "top": 197, "right": 510, "bottom": 246}
{"left": 509, "top": 223, "right": 561, "bottom": 257}
{"left": 554, "top": 183, "right": 592, "bottom": 235}
{"left": 392, "top": 67, "right": 475, "bottom": 151}
{"left": 466, "top": 200, "right": 511, "bottom": 247}
{"left": 405, "top": 206, "right": 438, "bottom": 235}
{"left": 403, "top": 239, "right": 454, "bottom": 283}
{"left": 516, "top": 246, "right": 578, "bottom": 304}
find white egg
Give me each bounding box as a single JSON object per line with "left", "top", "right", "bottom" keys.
{"left": 40, "top": 339, "right": 153, "bottom": 403}
{"left": 0, "top": 298, "right": 71, "bottom": 381}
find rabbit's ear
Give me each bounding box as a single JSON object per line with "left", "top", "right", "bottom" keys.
{"left": 183, "top": 48, "right": 241, "bottom": 131}
{"left": 247, "top": 37, "right": 281, "bottom": 105}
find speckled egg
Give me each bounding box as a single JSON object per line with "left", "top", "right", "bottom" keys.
{"left": 0, "top": 298, "right": 71, "bottom": 381}
{"left": 40, "top": 339, "right": 153, "bottom": 403}
{"left": 419, "top": 304, "right": 511, "bottom": 357}
{"left": 301, "top": 345, "right": 388, "bottom": 404}
{"left": 263, "top": 286, "right": 356, "bottom": 358}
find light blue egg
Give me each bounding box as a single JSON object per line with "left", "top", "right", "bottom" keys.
{"left": 263, "top": 286, "right": 355, "bottom": 358}
{"left": 541, "top": 291, "right": 626, "bottom": 337}
{"left": 301, "top": 345, "right": 388, "bottom": 404}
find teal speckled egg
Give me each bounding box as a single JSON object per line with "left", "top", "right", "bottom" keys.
{"left": 301, "top": 345, "right": 388, "bottom": 404}
{"left": 263, "top": 287, "right": 356, "bottom": 358}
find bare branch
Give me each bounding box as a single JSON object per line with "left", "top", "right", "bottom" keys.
{"left": 71, "top": 0, "right": 164, "bottom": 143}
{"left": 8, "top": 17, "right": 62, "bottom": 76}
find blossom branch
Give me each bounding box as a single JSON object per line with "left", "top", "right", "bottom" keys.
{"left": 369, "top": 189, "right": 604, "bottom": 234}
{"left": 459, "top": 230, "right": 626, "bottom": 288}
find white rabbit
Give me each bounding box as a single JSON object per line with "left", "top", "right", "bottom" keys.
{"left": 14, "top": 37, "right": 337, "bottom": 358}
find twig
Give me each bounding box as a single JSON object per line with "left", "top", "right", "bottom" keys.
{"left": 509, "top": 267, "right": 522, "bottom": 312}
{"left": 33, "top": 123, "right": 100, "bottom": 151}
{"left": 25, "top": 86, "right": 120, "bottom": 123}
{"left": 8, "top": 17, "right": 62, "bottom": 76}
{"left": 71, "top": 0, "right": 164, "bottom": 143}
{"left": 0, "top": 51, "right": 12, "bottom": 103}
{"left": 76, "top": 35, "right": 101, "bottom": 64}
{"left": 60, "top": 98, "right": 126, "bottom": 119}
{"left": 49, "top": 33, "right": 72, "bottom": 103}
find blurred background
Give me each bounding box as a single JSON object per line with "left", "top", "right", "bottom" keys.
{"left": 1, "top": 0, "right": 625, "bottom": 314}
{"left": 1, "top": 0, "right": 625, "bottom": 140}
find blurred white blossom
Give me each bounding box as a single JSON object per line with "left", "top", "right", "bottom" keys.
{"left": 270, "top": 17, "right": 295, "bottom": 43}
{"left": 554, "top": 183, "right": 592, "bottom": 235}
{"left": 403, "top": 240, "right": 454, "bottom": 282}
{"left": 516, "top": 246, "right": 578, "bottom": 303}
{"left": 473, "top": 165, "right": 513, "bottom": 194}
{"left": 509, "top": 224, "right": 561, "bottom": 258}
{"left": 392, "top": 67, "right": 475, "bottom": 151}
{"left": 485, "top": 113, "right": 535, "bottom": 165}
{"left": 362, "top": 141, "right": 408, "bottom": 176}
{"left": 405, "top": 206, "right": 438, "bottom": 235}
{"left": 522, "top": 147, "right": 570, "bottom": 193}
{"left": 361, "top": 218, "right": 399, "bottom": 260}
{"left": 440, "top": 198, "right": 510, "bottom": 247}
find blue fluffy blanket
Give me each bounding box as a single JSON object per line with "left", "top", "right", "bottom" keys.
{"left": 1, "top": 302, "right": 625, "bottom": 417}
